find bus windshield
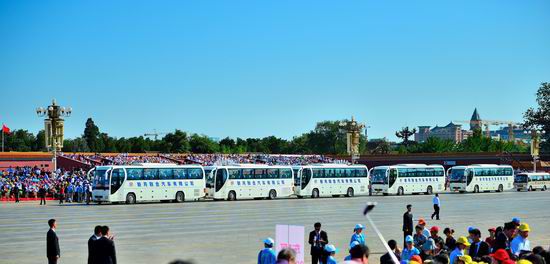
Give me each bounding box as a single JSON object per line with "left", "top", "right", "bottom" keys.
{"left": 515, "top": 174, "right": 528, "bottom": 183}
{"left": 93, "top": 169, "right": 110, "bottom": 190}
{"left": 449, "top": 169, "right": 466, "bottom": 183}
{"left": 371, "top": 169, "right": 388, "bottom": 184}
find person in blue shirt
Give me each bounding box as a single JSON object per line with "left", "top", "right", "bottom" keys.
{"left": 350, "top": 224, "right": 366, "bottom": 246}
{"left": 449, "top": 236, "right": 470, "bottom": 264}
{"left": 324, "top": 244, "right": 338, "bottom": 264}
{"left": 258, "top": 237, "right": 277, "bottom": 264}
{"left": 401, "top": 235, "right": 420, "bottom": 262}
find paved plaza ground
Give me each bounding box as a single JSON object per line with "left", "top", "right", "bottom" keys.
{"left": 1, "top": 190, "right": 549, "bottom": 264}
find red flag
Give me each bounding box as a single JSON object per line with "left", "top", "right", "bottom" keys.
{"left": 2, "top": 124, "right": 10, "bottom": 134}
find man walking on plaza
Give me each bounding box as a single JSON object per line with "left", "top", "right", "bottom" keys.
{"left": 88, "top": 225, "right": 102, "bottom": 264}
{"left": 95, "top": 225, "right": 117, "bottom": 264}
{"left": 308, "top": 222, "right": 328, "bottom": 264}
{"left": 403, "top": 204, "right": 413, "bottom": 248}
{"left": 431, "top": 194, "right": 440, "bottom": 220}
{"left": 46, "top": 219, "right": 60, "bottom": 264}
{"left": 39, "top": 185, "right": 47, "bottom": 205}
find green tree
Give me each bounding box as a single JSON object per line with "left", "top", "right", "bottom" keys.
{"left": 160, "top": 130, "right": 190, "bottom": 153}
{"left": 395, "top": 127, "right": 416, "bottom": 146}
{"left": 524, "top": 82, "right": 550, "bottom": 152}
{"left": 34, "top": 130, "right": 46, "bottom": 151}
{"left": 83, "top": 118, "right": 101, "bottom": 152}
{"left": 4, "top": 129, "right": 36, "bottom": 151}
{"left": 189, "top": 134, "right": 219, "bottom": 153}
{"left": 63, "top": 137, "right": 90, "bottom": 152}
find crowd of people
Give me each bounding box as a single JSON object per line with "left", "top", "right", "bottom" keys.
{"left": 59, "top": 152, "right": 345, "bottom": 167}
{"left": 0, "top": 166, "right": 93, "bottom": 204}
{"left": 256, "top": 203, "right": 548, "bottom": 264}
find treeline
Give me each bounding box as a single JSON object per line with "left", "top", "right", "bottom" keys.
{"left": 2, "top": 118, "right": 369, "bottom": 154}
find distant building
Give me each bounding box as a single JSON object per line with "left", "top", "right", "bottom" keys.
{"left": 414, "top": 122, "right": 467, "bottom": 143}
{"left": 470, "top": 108, "right": 482, "bottom": 131}
{"left": 414, "top": 108, "right": 531, "bottom": 144}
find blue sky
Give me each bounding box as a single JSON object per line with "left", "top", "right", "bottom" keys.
{"left": 1, "top": 0, "right": 549, "bottom": 141}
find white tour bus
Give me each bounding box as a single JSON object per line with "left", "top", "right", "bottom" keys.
{"left": 206, "top": 164, "right": 294, "bottom": 200}
{"left": 370, "top": 164, "right": 446, "bottom": 195}
{"left": 294, "top": 164, "right": 369, "bottom": 198}
{"left": 92, "top": 163, "right": 206, "bottom": 204}
{"left": 514, "top": 172, "right": 550, "bottom": 191}
{"left": 448, "top": 164, "right": 514, "bottom": 193}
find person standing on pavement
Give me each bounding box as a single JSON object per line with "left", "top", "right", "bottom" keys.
{"left": 39, "top": 185, "right": 47, "bottom": 205}
{"left": 431, "top": 194, "right": 440, "bottom": 220}
{"left": 350, "top": 224, "right": 366, "bottom": 246}
{"left": 88, "top": 225, "right": 102, "bottom": 264}
{"left": 494, "top": 222, "right": 516, "bottom": 256}
{"left": 403, "top": 204, "right": 413, "bottom": 248}
{"left": 258, "top": 238, "right": 277, "bottom": 264}
{"left": 308, "top": 222, "right": 328, "bottom": 264}
{"left": 46, "top": 219, "right": 60, "bottom": 264}
{"left": 95, "top": 225, "right": 117, "bottom": 264}
{"left": 14, "top": 184, "right": 20, "bottom": 203}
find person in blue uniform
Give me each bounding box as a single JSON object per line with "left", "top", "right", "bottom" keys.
{"left": 350, "top": 224, "right": 366, "bottom": 246}
{"left": 324, "top": 244, "right": 338, "bottom": 264}
{"left": 258, "top": 237, "right": 277, "bottom": 264}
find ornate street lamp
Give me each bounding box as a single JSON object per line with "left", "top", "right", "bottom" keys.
{"left": 36, "top": 99, "right": 72, "bottom": 170}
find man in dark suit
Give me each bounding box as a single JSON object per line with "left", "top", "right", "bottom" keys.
{"left": 308, "top": 222, "right": 328, "bottom": 264}
{"left": 469, "top": 228, "right": 490, "bottom": 261}
{"left": 39, "top": 185, "right": 47, "bottom": 205}
{"left": 88, "top": 225, "right": 102, "bottom": 264}
{"left": 94, "top": 225, "right": 117, "bottom": 264}
{"left": 403, "top": 204, "right": 413, "bottom": 248}
{"left": 46, "top": 219, "right": 60, "bottom": 264}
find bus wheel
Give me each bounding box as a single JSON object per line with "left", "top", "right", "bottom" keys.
{"left": 126, "top": 193, "right": 136, "bottom": 204}
{"left": 268, "top": 190, "right": 277, "bottom": 200}
{"left": 175, "top": 191, "right": 185, "bottom": 203}
{"left": 397, "top": 187, "right": 404, "bottom": 196}
{"left": 543, "top": 185, "right": 547, "bottom": 191}
{"left": 346, "top": 187, "right": 354, "bottom": 197}
{"left": 312, "top": 189, "right": 319, "bottom": 198}
{"left": 228, "top": 191, "right": 237, "bottom": 201}
{"left": 383, "top": 193, "right": 389, "bottom": 196}
{"left": 497, "top": 184, "right": 503, "bottom": 193}
{"left": 528, "top": 186, "right": 533, "bottom": 192}
{"left": 474, "top": 185, "right": 479, "bottom": 193}
{"left": 426, "top": 186, "right": 433, "bottom": 195}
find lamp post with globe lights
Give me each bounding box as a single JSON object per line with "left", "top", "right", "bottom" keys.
{"left": 339, "top": 116, "right": 365, "bottom": 164}
{"left": 524, "top": 128, "right": 545, "bottom": 172}
{"left": 36, "top": 99, "right": 72, "bottom": 171}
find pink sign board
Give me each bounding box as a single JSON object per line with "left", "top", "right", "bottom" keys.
{"left": 276, "top": 225, "right": 305, "bottom": 264}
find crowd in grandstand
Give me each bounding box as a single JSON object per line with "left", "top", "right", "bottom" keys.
{"left": 59, "top": 152, "right": 345, "bottom": 166}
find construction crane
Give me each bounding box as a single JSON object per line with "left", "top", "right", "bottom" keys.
{"left": 144, "top": 129, "right": 169, "bottom": 140}
{"left": 453, "top": 120, "right": 522, "bottom": 141}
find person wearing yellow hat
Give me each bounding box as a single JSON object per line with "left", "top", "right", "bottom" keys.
{"left": 457, "top": 255, "right": 473, "bottom": 264}
{"left": 449, "top": 236, "right": 470, "bottom": 264}
{"left": 510, "top": 223, "right": 531, "bottom": 257}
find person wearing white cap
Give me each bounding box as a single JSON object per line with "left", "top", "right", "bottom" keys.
{"left": 324, "top": 245, "right": 338, "bottom": 264}
{"left": 258, "top": 237, "right": 277, "bottom": 264}
{"left": 350, "top": 224, "right": 366, "bottom": 246}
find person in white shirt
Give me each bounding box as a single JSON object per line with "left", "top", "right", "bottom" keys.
{"left": 431, "top": 194, "right": 440, "bottom": 220}
{"left": 511, "top": 223, "right": 531, "bottom": 257}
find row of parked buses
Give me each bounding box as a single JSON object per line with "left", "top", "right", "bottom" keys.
{"left": 89, "top": 163, "right": 548, "bottom": 204}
